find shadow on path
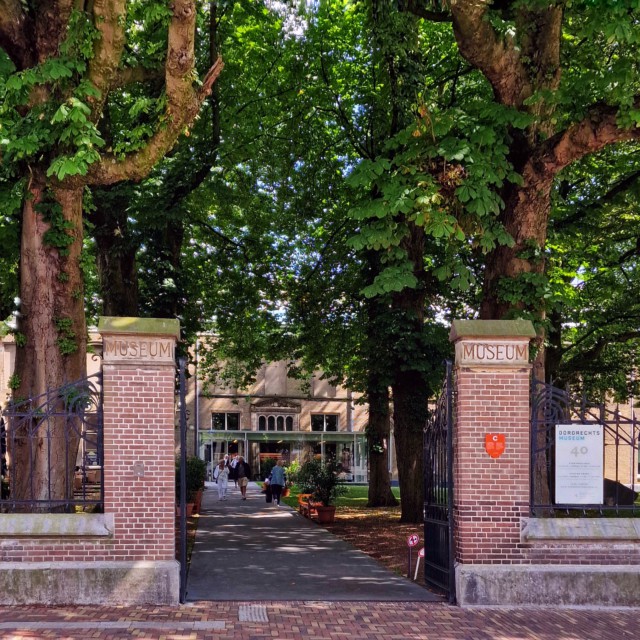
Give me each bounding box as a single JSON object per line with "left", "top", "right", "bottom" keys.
{"left": 186, "top": 481, "right": 441, "bottom": 602}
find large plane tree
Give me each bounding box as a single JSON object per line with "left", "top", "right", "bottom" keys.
{"left": 397, "top": 1, "right": 640, "bottom": 508}
{"left": 0, "top": 1, "right": 221, "bottom": 502}
{"left": 408, "top": 1, "right": 640, "bottom": 338}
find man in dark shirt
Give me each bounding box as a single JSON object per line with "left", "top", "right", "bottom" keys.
{"left": 235, "top": 456, "right": 251, "bottom": 500}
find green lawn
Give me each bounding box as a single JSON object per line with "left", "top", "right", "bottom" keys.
{"left": 279, "top": 484, "right": 400, "bottom": 509}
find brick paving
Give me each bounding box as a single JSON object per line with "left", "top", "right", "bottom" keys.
{"left": 0, "top": 601, "right": 636, "bottom": 639}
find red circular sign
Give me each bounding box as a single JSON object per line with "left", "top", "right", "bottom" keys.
{"left": 407, "top": 534, "right": 419, "bottom": 547}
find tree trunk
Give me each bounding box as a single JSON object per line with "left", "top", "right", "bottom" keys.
{"left": 363, "top": 253, "right": 398, "bottom": 507}
{"left": 366, "top": 383, "right": 398, "bottom": 507}
{"left": 479, "top": 168, "right": 554, "bottom": 320}
{"left": 391, "top": 221, "right": 428, "bottom": 523}
{"left": 545, "top": 307, "right": 564, "bottom": 384}
{"left": 2, "top": 0, "right": 221, "bottom": 511}
{"left": 392, "top": 368, "right": 428, "bottom": 523}
{"left": 91, "top": 186, "right": 139, "bottom": 316}
{"left": 143, "top": 217, "right": 185, "bottom": 319}
{"left": 10, "top": 176, "right": 87, "bottom": 504}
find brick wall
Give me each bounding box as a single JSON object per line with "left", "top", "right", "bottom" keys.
{"left": 0, "top": 324, "right": 177, "bottom": 564}
{"left": 454, "top": 368, "right": 531, "bottom": 565}
{"left": 102, "top": 364, "right": 176, "bottom": 560}
{"left": 451, "top": 321, "right": 639, "bottom": 570}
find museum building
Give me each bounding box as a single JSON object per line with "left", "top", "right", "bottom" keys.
{"left": 185, "top": 358, "right": 370, "bottom": 482}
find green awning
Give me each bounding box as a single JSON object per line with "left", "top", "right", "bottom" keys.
{"left": 199, "top": 430, "right": 364, "bottom": 444}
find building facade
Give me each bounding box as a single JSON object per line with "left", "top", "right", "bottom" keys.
{"left": 186, "top": 358, "right": 370, "bottom": 482}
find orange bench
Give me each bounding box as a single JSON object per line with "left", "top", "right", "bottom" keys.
{"left": 297, "top": 493, "right": 322, "bottom": 518}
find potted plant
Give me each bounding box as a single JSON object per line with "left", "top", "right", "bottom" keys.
{"left": 282, "top": 459, "right": 300, "bottom": 498}
{"left": 284, "top": 459, "right": 300, "bottom": 485}
{"left": 176, "top": 456, "right": 207, "bottom": 516}
{"left": 297, "top": 459, "right": 347, "bottom": 523}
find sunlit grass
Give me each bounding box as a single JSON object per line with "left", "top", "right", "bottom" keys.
{"left": 281, "top": 484, "right": 400, "bottom": 509}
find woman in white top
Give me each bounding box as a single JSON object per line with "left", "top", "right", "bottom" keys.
{"left": 213, "top": 460, "right": 229, "bottom": 500}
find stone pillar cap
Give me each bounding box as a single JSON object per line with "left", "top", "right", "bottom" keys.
{"left": 98, "top": 316, "right": 180, "bottom": 339}
{"left": 449, "top": 319, "right": 536, "bottom": 342}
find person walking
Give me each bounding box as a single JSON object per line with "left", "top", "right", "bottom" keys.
{"left": 213, "top": 460, "right": 229, "bottom": 500}
{"left": 229, "top": 454, "right": 239, "bottom": 487}
{"left": 269, "top": 459, "right": 286, "bottom": 506}
{"left": 235, "top": 456, "right": 251, "bottom": 500}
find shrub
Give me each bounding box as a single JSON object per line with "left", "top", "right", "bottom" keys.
{"left": 297, "top": 458, "right": 347, "bottom": 506}
{"left": 260, "top": 456, "right": 278, "bottom": 480}
{"left": 176, "top": 455, "right": 207, "bottom": 502}
{"left": 284, "top": 459, "right": 301, "bottom": 485}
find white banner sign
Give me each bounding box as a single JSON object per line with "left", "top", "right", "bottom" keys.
{"left": 555, "top": 424, "right": 604, "bottom": 504}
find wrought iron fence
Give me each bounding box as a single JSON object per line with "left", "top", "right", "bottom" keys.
{"left": 531, "top": 379, "right": 639, "bottom": 516}
{"left": 0, "top": 373, "right": 103, "bottom": 513}
{"left": 423, "top": 361, "right": 455, "bottom": 602}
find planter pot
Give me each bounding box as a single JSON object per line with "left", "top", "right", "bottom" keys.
{"left": 315, "top": 505, "right": 336, "bottom": 524}
{"left": 176, "top": 503, "right": 195, "bottom": 517}
{"left": 193, "top": 488, "right": 204, "bottom": 514}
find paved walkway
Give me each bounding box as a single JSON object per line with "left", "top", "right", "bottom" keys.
{"left": 187, "top": 481, "right": 439, "bottom": 601}
{"left": 0, "top": 601, "right": 636, "bottom": 638}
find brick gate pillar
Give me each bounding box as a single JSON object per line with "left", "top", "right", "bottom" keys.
{"left": 99, "top": 317, "right": 180, "bottom": 601}
{"left": 449, "top": 320, "right": 536, "bottom": 600}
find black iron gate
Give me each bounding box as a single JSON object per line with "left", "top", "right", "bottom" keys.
{"left": 0, "top": 373, "right": 103, "bottom": 513}
{"left": 177, "top": 357, "right": 188, "bottom": 603}
{"left": 423, "top": 361, "right": 455, "bottom": 602}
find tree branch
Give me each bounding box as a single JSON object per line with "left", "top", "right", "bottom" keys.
{"left": 33, "top": 1, "right": 76, "bottom": 62}
{"left": 538, "top": 101, "right": 640, "bottom": 178}
{"left": 233, "top": 85, "right": 299, "bottom": 118}
{"left": 0, "top": 0, "right": 34, "bottom": 69}
{"left": 560, "top": 318, "right": 640, "bottom": 358}
{"left": 109, "top": 65, "right": 164, "bottom": 89}
{"left": 616, "top": 238, "right": 640, "bottom": 267}
{"left": 449, "top": 0, "right": 530, "bottom": 106}
{"left": 553, "top": 168, "right": 640, "bottom": 231}
{"left": 562, "top": 330, "right": 640, "bottom": 371}
{"left": 87, "top": 0, "right": 128, "bottom": 118}
{"left": 302, "top": 220, "right": 351, "bottom": 285}
{"left": 401, "top": 0, "right": 451, "bottom": 22}
{"left": 189, "top": 218, "right": 248, "bottom": 261}
{"left": 82, "top": 1, "right": 223, "bottom": 187}
{"left": 318, "top": 50, "right": 372, "bottom": 160}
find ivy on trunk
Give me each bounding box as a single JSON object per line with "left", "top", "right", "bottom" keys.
{"left": 0, "top": 1, "right": 222, "bottom": 503}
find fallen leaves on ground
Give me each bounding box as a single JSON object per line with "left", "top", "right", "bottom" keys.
{"left": 318, "top": 506, "right": 424, "bottom": 579}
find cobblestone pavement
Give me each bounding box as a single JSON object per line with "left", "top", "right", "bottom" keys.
{"left": 0, "top": 601, "right": 636, "bottom": 639}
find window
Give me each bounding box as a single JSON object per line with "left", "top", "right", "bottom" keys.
{"left": 258, "top": 414, "right": 296, "bottom": 431}
{"left": 311, "top": 414, "right": 338, "bottom": 432}
{"left": 211, "top": 412, "right": 240, "bottom": 430}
